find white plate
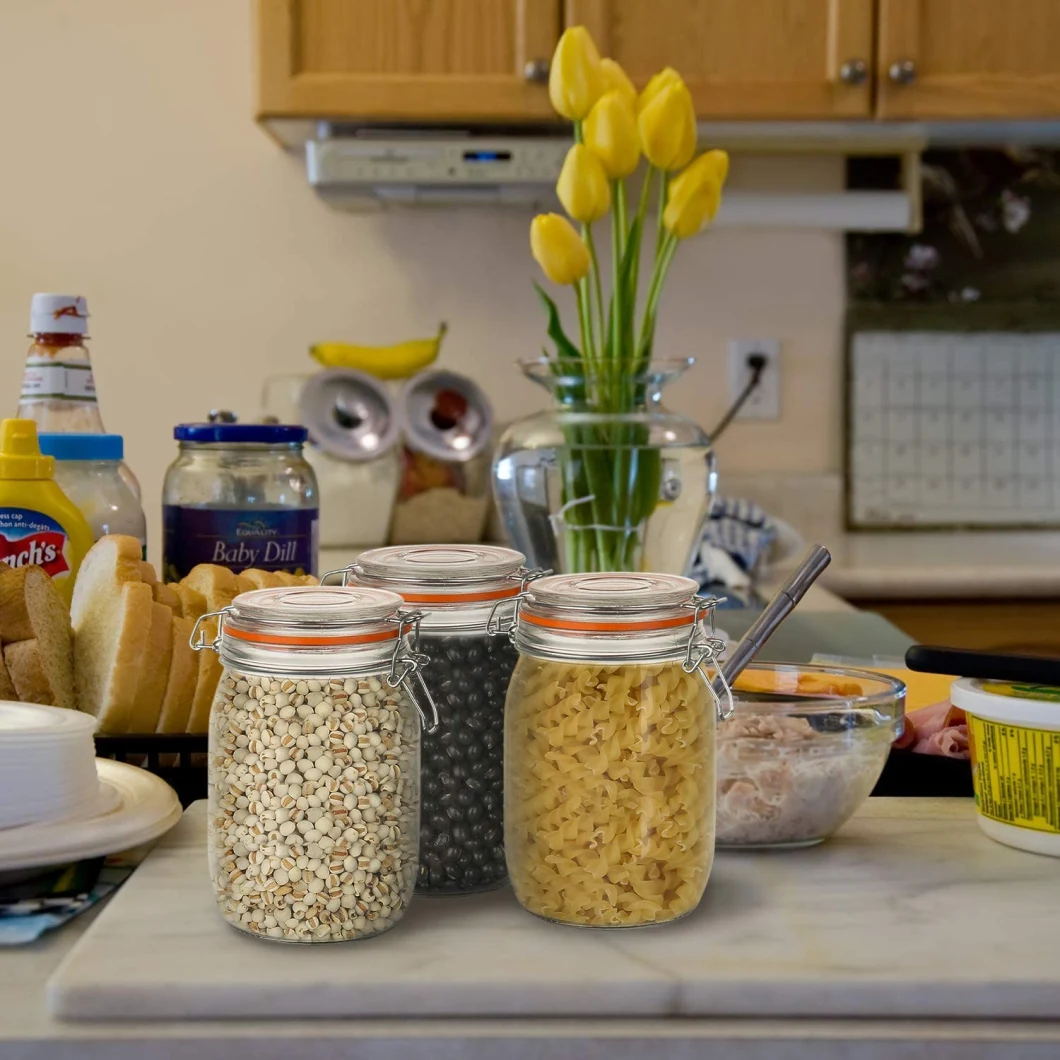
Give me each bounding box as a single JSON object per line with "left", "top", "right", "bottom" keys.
{"left": 0, "top": 760, "right": 182, "bottom": 871}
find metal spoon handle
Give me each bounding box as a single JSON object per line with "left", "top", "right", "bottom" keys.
{"left": 712, "top": 545, "right": 831, "bottom": 696}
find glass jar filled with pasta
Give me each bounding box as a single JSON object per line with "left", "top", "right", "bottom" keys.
{"left": 338, "top": 545, "right": 532, "bottom": 895}
{"left": 195, "top": 584, "right": 439, "bottom": 943}
{"left": 503, "top": 573, "right": 730, "bottom": 928}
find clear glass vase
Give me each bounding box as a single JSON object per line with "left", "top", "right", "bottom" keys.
{"left": 492, "top": 359, "right": 716, "bottom": 575}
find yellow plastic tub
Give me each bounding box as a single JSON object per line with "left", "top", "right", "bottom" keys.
{"left": 953, "top": 678, "right": 1060, "bottom": 857}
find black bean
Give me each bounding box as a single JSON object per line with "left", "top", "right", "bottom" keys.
{"left": 414, "top": 630, "right": 518, "bottom": 895}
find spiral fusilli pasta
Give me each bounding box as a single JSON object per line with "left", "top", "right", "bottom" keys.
{"left": 504, "top": 657, "right": 715, "bottom": 926}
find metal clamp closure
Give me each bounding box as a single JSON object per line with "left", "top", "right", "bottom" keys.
{"left": 321, "top": 564, "right": 360, "bottom": 587}
{"left": 682, "top": 596, "right": 734, "bottom": 722}
{"left": 189, "top": 607, "right": 233, "bottom": 653}
{"left": 386, "top": 610, "right": 440, "bottom": 734}
{"left": 486, "top": 591, "right": 530, "bottom": 639}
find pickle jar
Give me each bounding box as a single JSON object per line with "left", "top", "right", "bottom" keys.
{"left": 195, "top": 584, "right": 438, "bottom": 943}
{"left": 340, "top": 545, "right": 530, "bottom": 895}
{"left": 503, "top": 572, "right": 730, "bottom": 928}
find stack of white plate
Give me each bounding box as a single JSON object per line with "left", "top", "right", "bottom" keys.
{"left": 0, "top": 702, "right": 182, "bottom": 872}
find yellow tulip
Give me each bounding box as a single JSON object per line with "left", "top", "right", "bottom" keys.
{"left": 663, "top": 150, "right": 730, "bottom": 239}
{"left": 600, "top": 58, "right": 637, "bottom": 109}
{"left": 638, "top": 79, "right": 697, "bottom": 171}
{"left": 637, "top": 66, "right": 684, "bottom": 113}
{"left": 557, "top": 144, "right": 611, "bottom": 224}
{"left": 531, "top": 213, "right": 592, "bottom": 285}
{"left": 548, "top": 26, "right": 604, "bottom": 121}
{"left": 583, "top": 91, "right": 640, "bottom": 179}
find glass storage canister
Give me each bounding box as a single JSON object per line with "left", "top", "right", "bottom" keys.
{"left": 503, "top": 572, "right": 730, "bottom": 928}
{"left": 193, "top": 584, "right": 439, "bottom": 943}
{"left": 163, "top": 422, "right": 318, "bottom": 583}
{"left": 338, "top": 545, "right": 533, "bottom": 895}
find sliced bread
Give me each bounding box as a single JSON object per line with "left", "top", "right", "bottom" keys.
{"left": 157, "top": 616, "right": 197, "bottom": 734}
{"left": 70, "top": 536, "right": 154, "bottom": 733}
{"left": 0, "top": 647, "right": 17, "bottom": 701}
{"left": 138, "top": 561, "right": 158, "bottom": 586}
{"left": 128, "top": 602, "right": 173, "bottom": 733}
{"left": 182, "top": 565, "right": 241, "bottom": 734}
{"left": 239, "top": 569, "right": 283, "bottom": 590}
{"left": 4, "top": 638, "right": 76, "bottom": 708}
{"left": 153, "top": 582, "right": 182, "bottom": 615}
{"left": 0, "top": 565, "right": 75, "bottom": 707}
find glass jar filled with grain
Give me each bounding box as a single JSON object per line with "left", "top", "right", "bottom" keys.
{"left": 503, "top": 573, "right": 730, "bottom": 928}
{"left": 196, "top": 584, "right": 438, "bottom": 943}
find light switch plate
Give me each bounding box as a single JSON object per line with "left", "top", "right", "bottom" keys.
{"left": 728, "top": 338, "right": 781, "bottom": 420}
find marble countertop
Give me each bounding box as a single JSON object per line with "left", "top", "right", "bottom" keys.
{"left": 1, "top": 799, "right": 1052, "bottom": 1058}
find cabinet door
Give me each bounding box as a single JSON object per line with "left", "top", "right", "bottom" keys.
{"left": 256, "top": 0, "right": 561, "bottom": 121}
{"left": 878, "top": 0, "right": 1060, "bottom": 118}
{"left": 567, "top": 0, "right": 874, "bottom": 118}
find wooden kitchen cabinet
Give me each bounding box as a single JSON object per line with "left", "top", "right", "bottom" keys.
{"left": 860, "top": 599, "right": 1060, "bottom": 656}
{"left": 567, "top": 0, "right": 875, "bottom": 118}
{"left": 877, "top": 0, "right": 1060, "bottom": 118}
{"left": 255, "top": 0, "right": 561, "bottom": 121}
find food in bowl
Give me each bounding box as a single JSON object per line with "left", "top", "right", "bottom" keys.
{"left": 716, "top": 664, "right": 905, "bottom": 848}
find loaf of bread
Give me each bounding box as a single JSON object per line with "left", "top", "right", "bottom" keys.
{"left": 156, "top": 615, "right": 197, "bottom": 733}
{"left": 0, "top": 565, "right": 75, "bottom": 709}
{"left": 70, "top": 536, "right": 154, "bottom": 732}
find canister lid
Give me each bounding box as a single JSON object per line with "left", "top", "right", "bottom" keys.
{"left": 174, "top": 423, "right": 308, "bottom": 445}
{"left": 398, "top": 370, "right": 493, "bottom": 463}
{"left": 225, "top": 585, "right": 404, "bottom": 647}
{"left": 528, "top": 572, "right": 700, "bottom": 612}
{"left": 351, "top": 545, "right": 526, "bottom": 605}
{"left": 299, "top": 369, "right": 400, "bottom": 462}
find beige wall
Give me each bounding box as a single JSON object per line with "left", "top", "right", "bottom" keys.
{"left": 0, "top": 0, "right": 845, "bottom": 564}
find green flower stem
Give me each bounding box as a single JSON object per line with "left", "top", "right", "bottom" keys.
{"left": 609, "top": 181, "right": 622, "bottom": 370}
{"left": 636, "top": 232, "right": 678, "bottom": 362}
{"left": 615, "top": 181, "right": 629, "bottom": 258}
{"left": 654, "top": 168, "right": 669, "bottom": 263}
{"left": 574, "top": 120, "right": 583, "bottom": 145}
{"left": 574, "top": 281, "right": 594, "bottom": 366}
{"left": 583, "top": 224, "right": 606, "bottom": 362}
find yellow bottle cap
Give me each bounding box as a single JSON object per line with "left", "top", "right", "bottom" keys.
{"left": 0, "top": 419, "right": 56, "bottom": 480}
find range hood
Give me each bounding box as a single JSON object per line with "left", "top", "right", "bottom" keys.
{"left": 285, "top": 118, "right": 1060, "bottom": 233}
{"left": 303, "top": 126, "right": 920, "bottom": 232}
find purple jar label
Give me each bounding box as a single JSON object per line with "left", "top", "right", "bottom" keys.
{"left": 163, "top": 506, "right": 318, "bottom": 582}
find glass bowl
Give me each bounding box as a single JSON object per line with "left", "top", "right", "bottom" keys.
{"left": 716, "top": 663, "right": 906, "bottom": 849}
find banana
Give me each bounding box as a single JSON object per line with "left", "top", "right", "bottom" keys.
{"left": 310, "top": 322, "right": 447, "bottom": 380}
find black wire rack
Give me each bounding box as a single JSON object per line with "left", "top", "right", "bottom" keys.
{"left": 94, "top": 734, "right": 207, "bottom": 808}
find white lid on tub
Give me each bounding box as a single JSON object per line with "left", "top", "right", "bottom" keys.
{"left": 951, "top": 677, "right": 1060, "bottom": 730}
{"left": 30, "top": 294, "right": 89, "bottom": 335}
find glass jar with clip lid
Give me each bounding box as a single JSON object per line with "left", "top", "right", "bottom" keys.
{"left": 192, "top": 584, "right": 439, "bottom": 943}
{"left": 500, "top": 571, "right": 731, "bottom": 928}
{"left": 330, "top": 545, "right": 544, "bottom": 895}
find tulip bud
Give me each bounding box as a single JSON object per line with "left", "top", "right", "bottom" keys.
{"left": 531, "top": 213, "right": 592, "bottom": 285}
{"left": 662, "top": 150, "right": 729, "bottom": 239}
{"left": 638, "top": 79, "right": 697, "bottom": 171}
{"left": 637, "top": 66, "right": 684, "bottom": 113}
{"left": 548, "top": 26, "right": 604, "bottom": 121}
{"left": 600, "top": 58, "right": 637, "bottom": 109}
{"left": 557, "top": 144, "right": 611, "bottom": 224}
{"left": 583, "top": 91, "right": 641, "bottom": 179}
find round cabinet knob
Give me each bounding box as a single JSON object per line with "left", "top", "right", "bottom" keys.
{"left": 523, "top": 58, "right": 550, "bottom": 84}
{"left": 839, "top": 58, "right": 868, "bottom": 86}
{"left": 888, "top": 58, "right": 917, "bottom": 85}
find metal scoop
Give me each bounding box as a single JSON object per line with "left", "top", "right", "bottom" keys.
{"left": 711, "top": 544, "right": 832, "bottom": 698}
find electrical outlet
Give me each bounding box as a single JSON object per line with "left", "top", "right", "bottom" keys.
{"left": 728, "top": 338, "right": 781, "bottom": 420}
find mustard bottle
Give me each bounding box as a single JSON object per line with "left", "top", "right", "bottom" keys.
{"left": 0, "top": 419, "right": 94, "bottom": 603}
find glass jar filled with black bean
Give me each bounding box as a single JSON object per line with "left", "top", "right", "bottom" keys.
{"left": 342, "top": 545, "right": 530, "bottom": 895}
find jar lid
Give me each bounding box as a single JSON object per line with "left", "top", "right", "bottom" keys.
{"left": 299, "top": 369, "right": 400, "bottom": 462}
{"left": 174, "top": 423, "right": 308, "bottom": 445}
{"left": 352, "top": 545, "right": 526, "bottom": 603}
{"left": 224, "top": 585, "right": 405, "bottom": 648}
{"left": 38, "top": 433, "right": 123, "bottom": 462}
{"left": 398, "top": 370, "right": 493, "bottom": 463}
{"left": 528, "top": 572, "right": 699, "bottom": 612}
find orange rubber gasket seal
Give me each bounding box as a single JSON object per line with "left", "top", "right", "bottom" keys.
{"left": 521, "top": 612, "right": 695, "bottom": 633}
{"left": 226, "top": 626, "right": 401, "bottom": 648}
{"left": 397, "top": 586, "right": 521, "bottom": 604}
